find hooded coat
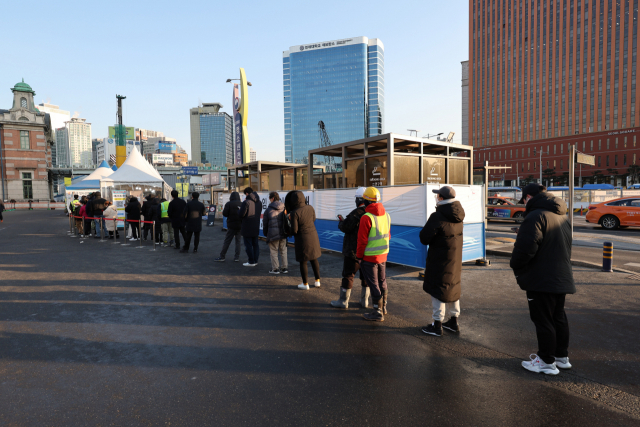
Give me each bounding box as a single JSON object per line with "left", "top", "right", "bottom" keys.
{"left": 184, "top": 199, "right": 206, "bottom": 232}
{"left": 168, "top": 197, "right": 187, "bottom": 228}
{"left": 510, "top": 192, "right": 575, "bottom": 294}
{"left": 125, "top": 198, "right": 141, "bottom": 221}
{"left": 420, "top": 200, "right": 466, "bottom": 303}
{"left": 239, "top": 192, "right": 263, "bottom": 237}
{"left": 289, "top": 191, "right": 321, "bottom": 262}
{"left": 222, "top": 192, "right": 243, "bottom": 231}
{"left": 339, "top": 205, "right": 366, "bottom": 260}
{"left": 104, "top": 205, "right": 119, "bottom": 231}
{"left": 263, "top": 200, "right": 286, "bottom": 243}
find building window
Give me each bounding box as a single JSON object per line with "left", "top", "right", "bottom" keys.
{"left": 625, "top": 137, "right": 627, "bottom": 148}
{"left": 590, "top": 141, "right": 593, "bottom": 151}
{"left": 22, "top": 172, "right": 33, "bottom": 199}
{"left": 561, "top": 160, "right": 563, "bottom": 169}
{"left": 598, "top": 156, "right": 601, "bottom": 167}
{"left": 554, "top": 145, "right": 557, "bottom": 154}
{"left": 607, "top": 139, "right": 610, "bottom": 150}
{"left": 20, "top": 131, "right": 29, "bottom": 149}
{"left": 528, "top": 162, "right": 530, "bottom": 171}
{"left": 606, "top": 156, "right": 610, "bottom": 167}
{"left": 598, "top": 140, "right": 601, "bottom": 150}
{"left": 615, "top": 155, "right": 618, "bottom": 166}
{"left": 20, "top": 97, "right": 27, "bottom": 108}
{"left": 624, "top": 154, "right": 627, "bottom": 166}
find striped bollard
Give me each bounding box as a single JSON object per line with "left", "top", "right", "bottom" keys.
{"left": 602, "top": 242, "right": 613, "bottom": 272}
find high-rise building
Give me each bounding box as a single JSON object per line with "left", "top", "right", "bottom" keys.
{"left": 283, "top": 36, "right": 384, "bottom": 163}
{"left": 469, "top": 0, "right": 640, "bottom": 186}
{"left": 190, "top": 103, "right": 233, "bottom": 168}
{"left": 250, "top": 147, "right": 256, "bottom": 162}
{"left": 36, "top": 102, "right": 70, "bottom": 167}
{"left": 461, "top": 61, "right": 469, "bottom": 147}
{"left": 91, "top": 138, "right": 102, "bottom": 165}
{"left": 59, "top": 118, "right": 92, "bottom": 167}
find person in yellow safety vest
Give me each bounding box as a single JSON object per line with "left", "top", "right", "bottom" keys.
{"left": 356, "top": 187, "right": 391, "bottom": 321}
{"left": 70, "top": 194, "right": 81, "bottom": 215}
{"left": 159, "top": 198, "right": 174, "bottom": 247}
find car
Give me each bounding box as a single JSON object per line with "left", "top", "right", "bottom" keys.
{"left": 487, "top": 196, "right": 526, "bottom": 221}
{"left": 585, "top": 197, "right": 640, "bottom": 230}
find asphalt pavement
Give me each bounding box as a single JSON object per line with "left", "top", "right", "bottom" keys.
{"left": 0, "top": 210, "right": 639, "bottom": 426}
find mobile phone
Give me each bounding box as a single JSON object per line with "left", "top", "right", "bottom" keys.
{"left": 337, "top": 214, "right": 344, "bottom": 221}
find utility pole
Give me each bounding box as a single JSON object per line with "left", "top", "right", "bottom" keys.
{"left": 538, "top": 147, "right": 550, "bottom": 185}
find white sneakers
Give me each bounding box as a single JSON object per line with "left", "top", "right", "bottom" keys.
{"left": 521, "top": 354, "right": 560, "bottom": 375}
{"left": 297, "top": 281, "right": 321, "bottom": 290}
{"left": 243, "top": 262, "right": 257, "bottom": 267}
{"left": 554, "top": 357, "right": 572, "bottom": 369}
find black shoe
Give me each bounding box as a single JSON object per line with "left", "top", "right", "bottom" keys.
{"left": 215, "top": 257, "right": 225, "bottom": 262}
{"left": 193, "top": 249, "right": 198, "bottom": 253}
{"left": 179, "top": 249, "right": 188, "bottom": 253}
{"left": 421, "top": 323, "right": 443, "bottom": 337}
{"left": 442, "top": 317, "right": 459, "bottom": 333}
{"left": 362, "top": 308, "right": 384, "bottom": 322}
{"left": 280, "top": 268, "right": 289, "bottom": 274}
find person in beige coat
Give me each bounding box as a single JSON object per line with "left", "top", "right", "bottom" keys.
{"left": 104, "top": 201, "right": 120, "bottom": 239}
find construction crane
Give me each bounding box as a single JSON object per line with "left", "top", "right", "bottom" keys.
{"left": 318, "top": 121, "right": 335, "bottom": 171}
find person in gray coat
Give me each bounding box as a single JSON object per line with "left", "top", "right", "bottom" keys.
{"left": 262, "top": 192, "right": 288, "bottom": 274}
{"left": 511, "top": 183, "right": 576, "bottom": 376}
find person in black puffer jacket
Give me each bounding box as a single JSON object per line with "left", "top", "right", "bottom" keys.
{"left": 263, "top": 192, "right": 288, "bottom": 274}
{"left": 124, "top": 196, "right": 142, "bottom": 240}
{"left": 511, "top": 183, "right": 575, "bottom": 376}
{"left": 216, "top": 191, "right": 243, "bottom": 262}
{"left": 239, "top": 187, "right": 263, "bottom": 266}
{"left": 287, "top": 191, "right": 322, "bottom": 290}
{"left": 330, "top": 187, "right": 367, "bottom": 309}
{"left": 419, "top": 186, "right": 465, "bottom": 337}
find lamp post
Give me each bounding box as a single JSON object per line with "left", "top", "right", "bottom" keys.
{"left": 423, "top": 132, "right": 443, "bottom": 139}
{"left": 226, "top": 79, "right": 252, "bottom": 86}
{"left": 537, "top": 147, "right": 550, "bottom": 184}
{"left": 407, "top": 129, "right": 420, "bottom": 137}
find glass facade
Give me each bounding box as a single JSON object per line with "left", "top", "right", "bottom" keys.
{"left": 284, "top": 37, "right": 384, "bottom": 163}
{"left": 199, "top": 112, "right": 233, "bottom": 168}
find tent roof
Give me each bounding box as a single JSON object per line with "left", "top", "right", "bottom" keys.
{"left": 65, "top": 161, "right": 114, "bottom": 190}
{"left": 101, "top": 147, "right": 165, "bottom": 184}
{"left": 66, "top": 179, "right": 101, "bottom": 190}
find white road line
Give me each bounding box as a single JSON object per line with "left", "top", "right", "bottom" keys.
{"left": 624, "top": 263, "right": 640, "bottom": 268}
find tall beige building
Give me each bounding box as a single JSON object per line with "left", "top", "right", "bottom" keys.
{"left": 64, "top": 117, "right": 92, "bottom": 166}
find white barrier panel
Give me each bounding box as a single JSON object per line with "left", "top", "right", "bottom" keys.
{"left": 426, "top": 184, "right": 485, "bottom": 225}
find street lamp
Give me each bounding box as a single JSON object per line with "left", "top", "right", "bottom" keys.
{"left": 226, "top": 79, "right": 252, "bottom": 86}
{"left": 407, "top": 129, "right": 420, "bottom": 137}
{"left": 535, "top": 147, "right": 550, "bottom": 185}
{"left": 423, "top": 132, "right": 443, "bottom": 139}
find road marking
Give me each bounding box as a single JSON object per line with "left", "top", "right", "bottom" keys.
{"left": 624, "top": 263, "right": 640, "bottom": 268}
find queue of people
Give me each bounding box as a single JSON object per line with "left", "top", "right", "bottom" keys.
{"left": 67, "top": 183, "right": 575, "bottom": 376}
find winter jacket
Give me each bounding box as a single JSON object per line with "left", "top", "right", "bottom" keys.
{"left": 510, "top": 192, "right": 575, "bottom": 294}
{"left": 263, "top": 200, "right": 286, "bottom": 243}
{"left": 143, "top": 197, "right": 160, "bottom": 222}
{"left": 356, "top": 203, "right": 390, "bottom": 264}
{"left": 183, "top": 199, "right": 205, "bottom": 232}
{"left": 168, "top": 198, "right": 187, "bottom": 228}
{"left": 92, "top": 198, "right": 107, "bottom": 216}
{"left": 222, "top": 192, "right": 243, "bottom": 231}
{"left": 339, "top": 205, "right": 366, "bottom": 259}
{"left": 86, "top": 197, "right": 94, "bottom": 217}
{"left": 239, "top": 192, "right": 263, "bottom": 238}
{"left": 79, "top": 205, "right": 87, "bottom": 219}
{"left": 104, "top": 206, "right": 119, "bottom": 231}
{"left": 420, "top": 200, "right": 466, "bottom": 303}
{"left": 289, "top": 191, "right": 321, "bottom": 262}
{"left": 125, "top": 199, "right": 141, "bottom": 221}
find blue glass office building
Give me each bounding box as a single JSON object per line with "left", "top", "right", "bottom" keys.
{"left": 283, "top": 36, "right": 384, "bottom": 163}
{"left": 199, "top": 112, "right": 233, "bottom": 168}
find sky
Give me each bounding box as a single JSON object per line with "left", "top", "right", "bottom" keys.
{"left": 1, "top": 0, "right": 469, "bottom": 162}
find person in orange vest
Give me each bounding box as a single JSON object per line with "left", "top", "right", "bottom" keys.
{"left": 357, "top": 187, "right": 391, "bottom": 322}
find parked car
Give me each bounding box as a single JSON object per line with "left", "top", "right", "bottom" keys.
{"left": 585, "top": 197, "right": 640, "bottom": 229}
{"left": 487, "top": 196, "right": 526, "bottom": 221}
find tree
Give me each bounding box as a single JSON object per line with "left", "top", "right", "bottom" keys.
{"left": 591, "top": 170, "right": 605, "bottom": 184}
{"left": 542, "top": 168, "right": 556, "bottom": 186}
{"left": 522, "top": 175, "right": 537, "bottom": 186}
{"left": 628, "top": 164, "right": 640, "bottom": 185}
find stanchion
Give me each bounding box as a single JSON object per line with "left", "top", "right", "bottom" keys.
{"left": 68, "top": 213, "right": 74, "bottom": 234}
{"left": 136, "top": 220, "right": 144, "bottom": 249}
{"left": 112, "top": 218, "right": 119, "bottom": 244}
{"left": 70, "top": 215, "right": 78, "bottom": 238}
{"left": 121, "top": 219, "right": 131, "bottom": 246}
{"left": 150, "top": 222, "right": 156, "bottom": 251}
{"left": 99, "top": 218, "right": 107, "bottom": 243}
{"left": 602, "top": 242, "right": 613, "bottom": 272}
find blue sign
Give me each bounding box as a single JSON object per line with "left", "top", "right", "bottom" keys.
{"left": 182, "top": 166, "right": 198, "bottom": 175}
{"left": 158, "top": 142, "right": 176, "bottom": 152}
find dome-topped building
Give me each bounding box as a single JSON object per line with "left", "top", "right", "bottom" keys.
{"left": 12, "top": 79, "right": 35, "bottom": 94}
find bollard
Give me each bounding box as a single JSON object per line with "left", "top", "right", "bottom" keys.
{"left": 150, "top": 222, "right": 156, "bottom": 251}
{"left": 70, "top": 216, "right": 77, "bottom": 238}
{"left": 121, "top": 220, "right": 131, "bottom": 246}
{"left": 136, "top": 220, "right": 143, "bottom": 249}
{"left": 602, "top": 241, "right": 613, "bottom": 272}
{"left": 112, "top": 218, "right": 119, "bottom": 244}
{"left": 99, "top": 218, "right": 107, "bottom": 243}
{"left": 68, "top": 213, "right": 74, "bottom": 234}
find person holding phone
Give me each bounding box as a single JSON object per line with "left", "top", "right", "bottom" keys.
{"left": 331, "top": 187, "right": 369, "bottom": 309}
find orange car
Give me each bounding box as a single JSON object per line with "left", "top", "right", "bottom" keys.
{"left": 487, "top": 196, "right": 526, "bottom": 221}
{"left": 586, "top": 197, "right": 640, "bottom": 229}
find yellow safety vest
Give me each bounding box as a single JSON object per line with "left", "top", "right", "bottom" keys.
{"left": 363, "top": 212, "right": 390, "bottom": 257}
{"left": 72, "top": 199, "right": 81, "bottom": 207}
{"left": 161, "top": 200, "right": 170, "bottom": 218}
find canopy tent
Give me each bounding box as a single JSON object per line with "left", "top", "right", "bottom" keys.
{"left": 66, "top": 160, "right": 113, "bottom": 190}
{"left": 100, "top": 147, "right": 170, "bottom": 198}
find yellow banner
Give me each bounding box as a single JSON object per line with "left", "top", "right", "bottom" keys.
{"left": 177, "top": 183, "right": 189, "bottom": 197}
{"left": 64, "top": 177, "right": 72, "bottom": 187}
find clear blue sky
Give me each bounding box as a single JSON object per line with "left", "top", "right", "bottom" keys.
{"left": 2, "top": 0, "right": 468, "bottom": 161}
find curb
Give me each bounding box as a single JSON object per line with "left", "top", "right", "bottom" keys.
{"left": 486, "top": 249, "right": 637, "bottom": 274}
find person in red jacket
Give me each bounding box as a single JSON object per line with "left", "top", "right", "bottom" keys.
{"left": 357, "top": 187, "right": 391, "bottom": 321}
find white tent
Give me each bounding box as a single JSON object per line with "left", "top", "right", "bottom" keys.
{"left": 100, "top": 147, "right": 170, "bottom": 197}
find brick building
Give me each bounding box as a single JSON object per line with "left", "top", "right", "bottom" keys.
{"left": 468, "top": 0, "right": 640, "bottom": 186}
{"left": 0, "top": 80, "right": 54, "bottom": 201}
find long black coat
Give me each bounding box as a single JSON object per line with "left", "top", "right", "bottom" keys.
{"left": 510, "top": 192, "right": 575, "bottom": 294}
{"left": 339, "top": 205, "right": 366, "bottom": 259}
{"left": 168, "top": 197, "right": 187, "bottom": 228}
{"left": 420, "top": 201, "right": 465, "bottom": 303}
{"left": 125, "top": 199, "right": 141, "bottom": 220}
{"left": 239, "top": 192, "right": 262, "bottom": 237}
{"left": 289, "top": 191, "right": 321, "bottom": 262}
{"left": 223, "top": 192, "right": 243, "bottom": 231}
{"left": 183, "top": 199, "right": 205, "bottom": 232}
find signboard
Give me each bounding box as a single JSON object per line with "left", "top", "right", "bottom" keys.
{"left": 577, "top": 152, "right": 595, "bottom": 166}
{"left": 112, "top": 190, "right": 127, "bottom": 229}
{"left": 64, "top": 177, "right": 72, "bottom": 187}
{"left": 182, "top": 166, "right": 198, "bottom": 175}
{"left": 233, "top": 84, "right": 243, "bottom": 165}
{"left": 206, "top": 205, "right": 217, "bottom": 226}
{"left": 108, "top": 126, "right": 135, "bottom": 140}
{"left": 157, "top": 142, "right": 176, "bottom": 152}
{"left": 152, "top": 154, "right": 173, "bottom": 165}
{"left": 176, "top": 183, "right": 189, "bottom": 197}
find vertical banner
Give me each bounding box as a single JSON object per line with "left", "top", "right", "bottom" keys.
{"left": 233, "top": 84, "right": 243, "bottom": 165}
{"left": 112, "top": 190, "right": 127, "bottom": 229}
